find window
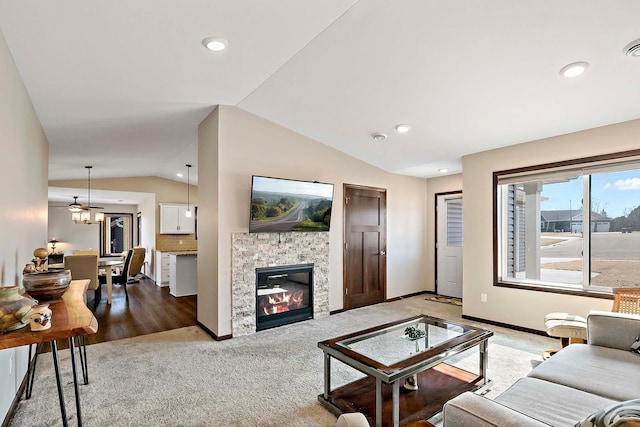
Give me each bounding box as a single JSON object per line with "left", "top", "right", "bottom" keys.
{"left": 494, "top": 150, "right": 640, "bottom": 294}
{"left": 446, "top": 198, "right": 464, "bottom": 247}
{"left": 100, "top": 213, "right": 133, "bottom": 257}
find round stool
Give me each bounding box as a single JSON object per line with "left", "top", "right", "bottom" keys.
{"left": 544, "top": 312, "right": 587, "bottom": 358}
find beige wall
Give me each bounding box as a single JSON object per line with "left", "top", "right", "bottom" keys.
{"left": 199, "top": 106, "right": 429, "bottom": 336}
{"left": 0, "top": 29, "right": 48, "bottom": 420}
{"left": 462, "top": 119, "right": 640, "bottom": 331}
{"left": 425, "top": 174, "right": 463, "bottom": 292}
{"left": 197, "top": 107, "right": 220, "bottom": 333}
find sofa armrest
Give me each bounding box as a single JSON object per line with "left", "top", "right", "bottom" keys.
{"left": 587, "top": 310, "right": 640, "bottom": 350}
{"left": 443, "top": 392, "right": 550, "bottom": 427}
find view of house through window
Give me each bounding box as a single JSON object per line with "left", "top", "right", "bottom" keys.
{"left": 496, "top": 157, "right": 640, "bottom": 292}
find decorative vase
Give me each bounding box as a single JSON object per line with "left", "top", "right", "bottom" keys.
{"left": 23, "top": 270, "right": 72, "bottom": 301}
{"left": 0, "top": 286, "right": 38, "bottom": 333}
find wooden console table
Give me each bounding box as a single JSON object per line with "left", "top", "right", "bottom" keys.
{"left": 0, "top": 280, "right": 98, "bottom": 427}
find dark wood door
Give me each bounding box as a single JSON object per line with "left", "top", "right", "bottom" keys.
{"left": 344, "top": 184, "right": 386, "bottom": 309}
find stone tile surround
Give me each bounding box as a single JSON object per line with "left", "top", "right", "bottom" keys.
{"left": 231, "top": 232, "right": 330, "bottom": 336}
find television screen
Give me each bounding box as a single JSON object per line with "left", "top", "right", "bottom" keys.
{"left": 250, "top": 176, "right": 334, "bottom": 233}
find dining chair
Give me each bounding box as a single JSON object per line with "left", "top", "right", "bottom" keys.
{"left": 612, "top": 288, "right": 640, "bottom": 315}
{"left": 99, "top": 249, "right": 134, "bottom": 298}
{"left": 127, "top": 247, "right": 146, "bottom": 283}
{"left": 64, "top": 255, "right": 101, "bottom": 310}
{"left": 73, "top": 249, "right": 99, "bottom": 256}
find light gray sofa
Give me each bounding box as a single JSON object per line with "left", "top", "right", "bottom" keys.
{"left": 443, "top": 310, "right": 640, "bottom": 426}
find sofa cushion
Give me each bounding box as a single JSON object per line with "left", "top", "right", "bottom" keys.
{"left": 527, "top": 344, "right": 640, "bottom": 401}
{"left": 494, "top": 377, "right": 618, "bottom": 427}
{"left": 575, "top": 398, "right": 640, "bottom": 427}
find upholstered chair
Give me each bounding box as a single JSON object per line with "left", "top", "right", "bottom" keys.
{"left": 64, "top": 254, "right": 101, "bottom": 310}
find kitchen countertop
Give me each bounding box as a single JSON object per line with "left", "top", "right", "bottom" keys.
{"left": 167, "top": 251, "right": 198, "bottom": 256}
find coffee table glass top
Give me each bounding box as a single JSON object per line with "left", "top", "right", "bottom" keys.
{"left": 336, "top": 315, "right": 474, "bottom": 366}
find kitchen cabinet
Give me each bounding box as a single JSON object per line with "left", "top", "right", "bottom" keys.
{"left": 159, "top": 203, "right": 195, "bottom": 234}
{"left": 169, "top": 252, "right": 197, "bottom": 297}
{"left": 154, "top": 251, "right": 170, "bottom": 287}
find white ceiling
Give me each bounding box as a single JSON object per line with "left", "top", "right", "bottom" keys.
{"left": 2, "top": 1, "right": 640, "bottom": 190}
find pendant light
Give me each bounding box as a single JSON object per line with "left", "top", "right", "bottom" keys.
{"left": 185, "top": 164, "right": 193, "bottom": 218}
{"left": 71, "top": 166, "right": 104, "bottom": 224}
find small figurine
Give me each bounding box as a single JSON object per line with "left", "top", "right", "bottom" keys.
{"left": 404, "top": 326, "right": 426, "bottom": 340}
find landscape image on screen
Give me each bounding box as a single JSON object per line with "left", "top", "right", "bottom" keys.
{"left": 250, "top": 176, "right": 334, "bottom": 233}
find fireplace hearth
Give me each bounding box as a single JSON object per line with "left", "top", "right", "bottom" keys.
{"left": 256, "top": 264, "right": 313, "bottom": 331}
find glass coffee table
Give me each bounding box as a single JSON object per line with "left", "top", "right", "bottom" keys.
{"left": 317, "top": 314, "right": 493, "bottom": 427}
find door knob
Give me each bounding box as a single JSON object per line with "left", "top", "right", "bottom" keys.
{"left": 379, "top": 251, "right": 386, "bottom": 256}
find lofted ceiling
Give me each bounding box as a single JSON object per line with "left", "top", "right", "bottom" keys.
{"left": 1, "top": 1, "right": 640, "bottom": 193}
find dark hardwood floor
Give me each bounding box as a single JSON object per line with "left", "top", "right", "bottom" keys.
{"left": 87, "top": 276, "right": 197, "bottom": 345}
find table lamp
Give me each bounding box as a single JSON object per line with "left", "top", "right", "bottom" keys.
{"left": 48, "top": 239, "right": 59, "bottom": 254}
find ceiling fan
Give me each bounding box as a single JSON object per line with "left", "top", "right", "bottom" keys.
{"left": 67, "top": 195, "right": 103, "bottom": 211}
{"left": 67, "top": 166, "right": 104, "bottom": 211}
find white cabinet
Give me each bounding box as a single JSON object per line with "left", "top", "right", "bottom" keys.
{"left": 169, "top": 253, "right": 198, "bottom": 297}
{"left": 154, "top": 251, "right": 170, "bottom": 287}
{"left": 159, "top": 203, "right": 195, "bottom": 234}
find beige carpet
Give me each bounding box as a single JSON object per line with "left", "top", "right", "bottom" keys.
{"left": 426, "top": 295, "right": 463, "bottom": 306}
{"left": 9, "top": 295, "right": 556, "bottom": 426}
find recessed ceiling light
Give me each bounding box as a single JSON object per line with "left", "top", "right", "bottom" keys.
{"left": 624, "top": 39, "right": 640, "bottom": 57}
{"left": 202, "top": 37, "right": 228, "bottom": 52}
{"left": 371, "top": 133, "right": 387, "bottom": 142}
{"left": 559, "top": 61, "right": 589, "bottom": 78}
{"left": 439, "top": 168, "right": 449, "bottom": 173}
{"left": 395, "top": 124, "right": 411, "bottom": 133}
{"left": 177, "top": 173, "right": 184, "bottom": 178}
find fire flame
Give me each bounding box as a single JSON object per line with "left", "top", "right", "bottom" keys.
{"left": 261, "top": 291, "right": 305, "bottom": 315}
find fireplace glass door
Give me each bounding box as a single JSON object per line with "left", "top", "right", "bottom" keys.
{"left": 256, "top": 264, "right": 313, "bottom": 331}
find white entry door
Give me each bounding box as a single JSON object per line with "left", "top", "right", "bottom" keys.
{"left": 436, "top": 194, "right": 463, "bottom": 298}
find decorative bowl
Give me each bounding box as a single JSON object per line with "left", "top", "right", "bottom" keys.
{"left": 23, "top": 270, "right": 72, "bottom": 301}
{"left": 0, "top": 286, "right": 37, "bottom": 333}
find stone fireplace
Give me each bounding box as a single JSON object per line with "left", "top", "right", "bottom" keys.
{"left": 231, "top": 232, "right": 330, "bottom": 336}
{"left": 256, "top": 263, "right": 314, "bottom": 331}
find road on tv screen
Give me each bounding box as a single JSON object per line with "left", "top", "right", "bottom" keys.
{"left": 251, "top": 202, "right": 308, "bottom": 232}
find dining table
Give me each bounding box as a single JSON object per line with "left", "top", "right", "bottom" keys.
{"left": 98, "top": 258, "right": 124, "bottom": 304}
{"left": 0, "top": 279, "right": 98, "bottom": 427}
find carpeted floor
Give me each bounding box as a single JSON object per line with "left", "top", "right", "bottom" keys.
{"left": 9, "top": 295, "right": 556, "bottom": 426}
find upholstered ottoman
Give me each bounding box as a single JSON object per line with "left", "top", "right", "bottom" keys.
{"left": 544, "top": 312, "right": 587, "bottom": 357}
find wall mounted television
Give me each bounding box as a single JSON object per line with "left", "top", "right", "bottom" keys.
{"left": 249, "top": 175, "right": 334, "bottom": 233}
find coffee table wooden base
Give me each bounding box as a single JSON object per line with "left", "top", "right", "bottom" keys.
{"left": 318, "top": 363, "right": 488, "bottom": 427}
